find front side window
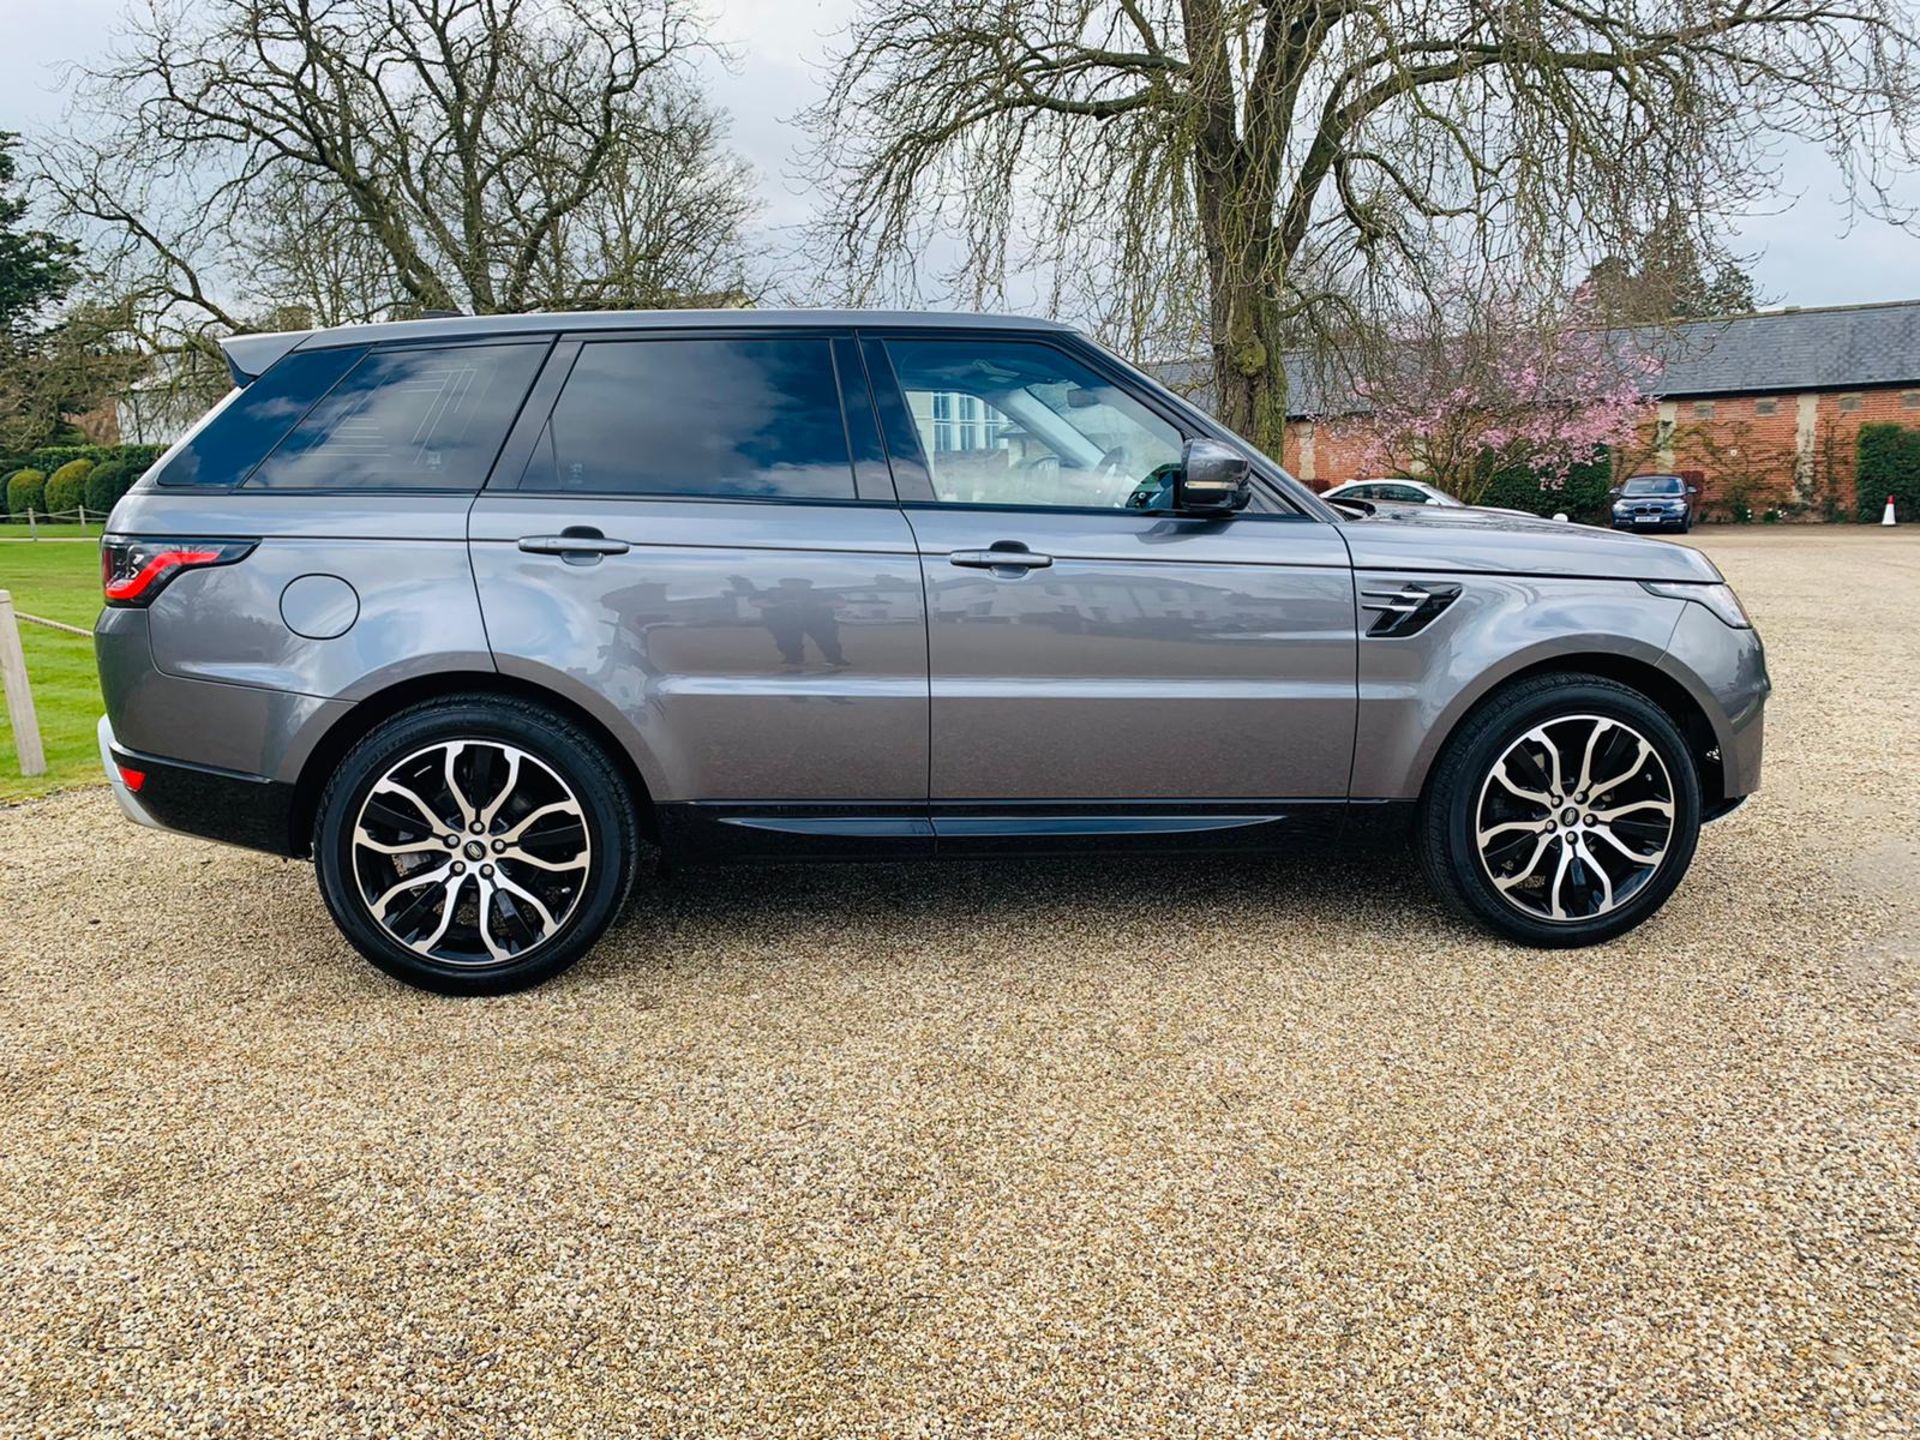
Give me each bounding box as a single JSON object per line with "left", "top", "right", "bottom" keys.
{"left": 248, "top": 343, "right": 544, "bottom": 491}
{"left": 884, "top": 338, "right": 1184, "bottom": 510}
{"left": 521, "top": 337, "right": 854, "bottom": 500}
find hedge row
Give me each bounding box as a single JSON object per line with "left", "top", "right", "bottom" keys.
{"left": 1857, "top": 424, "right": 1920, "bottom": 523}
{"left": 1476, "top": 451, "right": 1617, "bottom": 525}
{"left": 0, "top": 442, "right": 168, "bottom": 519}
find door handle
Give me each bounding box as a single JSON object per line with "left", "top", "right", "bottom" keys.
{"left": 517, "top": 528, "right": 630, "bottom": 561}
{"left": 949, "top": 547, "right": 1053, "bottom": 571}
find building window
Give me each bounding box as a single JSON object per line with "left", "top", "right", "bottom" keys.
{"left": 1839, "top": 393, "right": 1864, "bottom": 412}
{"left": 929, "top": 391, "right": 1008, "bottom": 453}
{"left": 1691, "top": 401, "right": 1715, "bottom": 419}
{"left": 1753, "top": 398, "right": 1778, "bottom": 416}
{"left": 1902, "top": 391, "right": 1920, "bottom": 409}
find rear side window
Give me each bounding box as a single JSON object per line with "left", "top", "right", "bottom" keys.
{"left": 152, "top": 347, "right": 364, "bottom": 487}
{"left": 520, "top": 337, "right": 854, "bottom": 500}
{"left": 247, "top": 343, "right": 545, "bottom": 491}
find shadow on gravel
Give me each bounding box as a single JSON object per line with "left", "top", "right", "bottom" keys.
{"left": 616, "top": 841, "right": 1441, "bottom": 947}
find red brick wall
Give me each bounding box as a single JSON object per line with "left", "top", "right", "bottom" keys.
{"left": 1283, "top": 383, "right": 1920, "bottom": 513}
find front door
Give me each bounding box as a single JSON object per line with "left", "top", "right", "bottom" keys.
{"left": 865, "top": 333, "right": 1356, "bottom": 836}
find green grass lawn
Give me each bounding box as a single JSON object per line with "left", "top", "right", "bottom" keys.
{"left": 0, "top": 540, "right": 104, "bottom": 801}
{"left": 0, "top": 521, "right": 108, "bottom": 540}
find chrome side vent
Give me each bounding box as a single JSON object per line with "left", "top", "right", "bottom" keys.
{"left": 1360, "top": 581, "right": 1462, "bottom": 638}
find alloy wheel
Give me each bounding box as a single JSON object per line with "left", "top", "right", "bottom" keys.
{"left": 1473, "top": 714, "right": 1676, "bottom": 923}
{"left": 350, "top": 740, "right": 592, "bottom": 967}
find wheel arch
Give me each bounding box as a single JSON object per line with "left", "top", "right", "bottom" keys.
{"left": 285, "top": 671, "right": 658, "bottom": 857}
{"left": 1415, "top": 652, "right": 1727, "bottom": 814}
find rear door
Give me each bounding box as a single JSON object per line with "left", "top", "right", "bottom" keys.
{"left": 467, "top": 330, "right": 930, "bottom": 853}
{"left": 863, "top": 331, "right": 1357, "bottom": 830}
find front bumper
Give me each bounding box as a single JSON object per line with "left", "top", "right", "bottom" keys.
{"left": 97, "top": 714, "right": 299, "bottom": 856}
{"left": 1612, "top": 511, "right": 1689, "bottom": 531}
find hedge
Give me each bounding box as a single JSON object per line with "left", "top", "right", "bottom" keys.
{"left": 0, "top": 444, "right": 170, "bottom": 519}
{"left": 43, "top": 458, "right": 96, "bottom": 514}
{"left": 1476, "top": 450, "right": 1615, "bottom": 524}
{"left": 6, "top": 468, "right": 48, "bottom": 516}
{"left": 0, "top": 442, "right": 167, "bottom": 480}
{"left": 84, "top": 457, "right": 135, "bottom": 513}
{"left": 1857, "top": 423, "right": 1920, "bottom": 523}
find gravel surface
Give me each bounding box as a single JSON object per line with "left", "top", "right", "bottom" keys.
{"left": 3, "top": 530, "right": 1917, "bottom": 1438}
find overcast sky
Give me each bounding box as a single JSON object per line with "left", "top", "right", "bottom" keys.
{"left": 7, "top": 0, "right": 1918, "bottom": 313}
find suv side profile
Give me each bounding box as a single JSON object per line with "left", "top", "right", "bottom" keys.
{"left": 96, "top": 311, "right": 1768, "bottom": 994}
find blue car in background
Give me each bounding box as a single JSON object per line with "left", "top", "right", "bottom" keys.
{"left": 1611, "top": 474, "right": 1700, "bottom": 533}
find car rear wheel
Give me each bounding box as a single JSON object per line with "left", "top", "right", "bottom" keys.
{"left": 314, "top": 695, "right": 637, "bottom": 994}
{"left": 1418, "top": 675, "right": 1702, "bottom": 947}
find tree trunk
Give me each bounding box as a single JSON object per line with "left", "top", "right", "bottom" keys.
{"left": 1180, "top": 0, "right": 1290, "bottom": 459}
{"left": 1207, "top": 259, "right": 1289, "bottom": 459}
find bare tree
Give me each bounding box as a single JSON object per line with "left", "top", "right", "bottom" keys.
{"left": 42, "top": 0, "right": 757, "bottom": 363}
{"left": 806, "top": 0, "right": 1920, "bottom": 453}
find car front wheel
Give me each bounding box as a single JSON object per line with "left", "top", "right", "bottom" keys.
{"left": 1418, "top": 675, "right": 1702, "bottom": 947}
{"left": 314, "top": 695, "right": 638, "bottom": 994}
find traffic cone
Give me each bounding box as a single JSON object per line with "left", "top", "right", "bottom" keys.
{"left": 1885, "top": 494, "right": 1898, "bottom": 526}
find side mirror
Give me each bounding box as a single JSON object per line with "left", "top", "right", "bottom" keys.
{"left": 1687, "top": 486, "right": 1700, "bottom": 496}
{"left": 1175, "top": 438, "right": 1252, "bottom": 515}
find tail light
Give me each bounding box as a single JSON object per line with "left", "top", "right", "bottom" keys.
{"left": 102, "top": 538, "right": 257, "bottom": 606}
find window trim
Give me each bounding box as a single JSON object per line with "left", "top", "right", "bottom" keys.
{"left": 234, "top": 335, "right": 554, "bottom": 496}
{"left": 486, "top": 326, "right": 890, "bottom": 505}
{"left": 858, "top": 327, "right": 1315, "bottom": 522}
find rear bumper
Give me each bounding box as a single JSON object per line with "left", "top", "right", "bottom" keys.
{"left": 97, "top": 714, "right": 299, "bottom": 856}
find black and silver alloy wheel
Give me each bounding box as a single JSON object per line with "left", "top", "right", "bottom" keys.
{"left": 315, "top": 695, "right": 637, "bottom": 994}
{"left": 1419, "top": 674, "right": 1702, "bottom": 948}
{"left": 1474, "top": 715, "right": 1675, "bottom": 923}
{"left": 352, "top": 740, "right": 591, "bottom": 966}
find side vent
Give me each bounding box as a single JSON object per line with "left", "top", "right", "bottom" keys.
{"left": 1360, "top": 581, "right": 1462, "bottom": 638}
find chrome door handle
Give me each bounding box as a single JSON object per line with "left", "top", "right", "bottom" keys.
{"left": 949, "top": 548, "right": 1053, "bottom": 570}
{"left": 517, "top": 531, "right": 630, "bottom": 559}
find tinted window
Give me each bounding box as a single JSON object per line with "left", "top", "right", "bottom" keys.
{"left": 248, "top": 343, "right": 544, "bottom": 491}
{"left": 884, "top": 338, "right": 1183, "bottom": 510}
{"left": 523, "top": 338, "right": 854, "bottom": 500}
{"left": 154, "top": 347, "right": 364, "bottom": 487}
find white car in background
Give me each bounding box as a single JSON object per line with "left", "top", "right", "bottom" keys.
{"left": 1321, "top": 478, "right": 1539, "bottom": 517}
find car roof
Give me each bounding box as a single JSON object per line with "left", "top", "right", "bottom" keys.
{"left": 220, "top": 308, "right": 1080, "bottom": 382}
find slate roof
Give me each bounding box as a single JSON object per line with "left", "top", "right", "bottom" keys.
{"left": 1624, "top": 299, "right": 1920, "bottom": 399}
{"left": 1156, "top": 299, "right": 1920, "bottom": 418}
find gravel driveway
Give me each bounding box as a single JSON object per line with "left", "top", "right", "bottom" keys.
{"left": 3, "top": 530, "right": 1917, "bottom": 1438}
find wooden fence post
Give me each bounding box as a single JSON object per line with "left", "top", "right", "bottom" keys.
{"left": 0, "top": 590, "right": 48, "bottom": 777}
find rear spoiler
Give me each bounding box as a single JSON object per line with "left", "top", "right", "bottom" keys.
{"left": 217, "top": 330, "right": 313, "bottom": 386}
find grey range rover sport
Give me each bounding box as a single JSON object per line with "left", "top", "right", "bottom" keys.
{"left": 94, "top": 310, "right": 1769, "bottom": 994}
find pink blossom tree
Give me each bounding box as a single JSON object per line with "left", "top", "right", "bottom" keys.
{"left": 1335, "top": 292, "right": 1658, "bottom": 506}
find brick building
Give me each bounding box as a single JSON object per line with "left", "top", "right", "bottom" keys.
{"left": 1260, "top": 299, "right": 1920, "bottom": 514}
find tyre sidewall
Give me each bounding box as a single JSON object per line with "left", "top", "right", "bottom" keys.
{"left": 1429, "top": 680, "right": 1703, "bottom": 948}
{"left": 315, "top": 700, "right": 633, "bottom": 995}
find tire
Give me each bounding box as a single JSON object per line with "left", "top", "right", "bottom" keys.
{"left": 1417, "top": 674, "right": 1702, "bottom": 948}
{"left": 314, "top": 694, "right": 638, "bottom": 994}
